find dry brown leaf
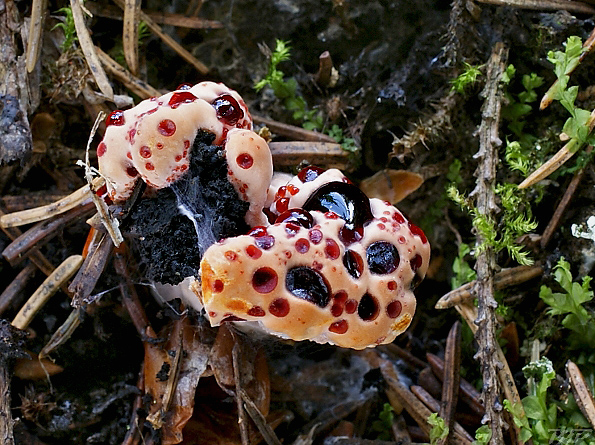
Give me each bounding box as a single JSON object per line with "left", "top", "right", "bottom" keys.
{"left": 209, "top": 324, "right": 236, "bottom": 392}
{"left": 566, "top": 360, "right": 595, "bottom": 429}
{"left": 359, "top": 169, "right": 424, "bottom": 204}
{"left": 14, "top": 353, "right": 63, "bottom": 380}
{"left": 161, "top": 319, "right": 210, "bottom": 445}
{"left": 143, "top": 320, "right": 183, "bottom": 430}
{"left": 209, "top": 324, "right": 271, "bottom": 415}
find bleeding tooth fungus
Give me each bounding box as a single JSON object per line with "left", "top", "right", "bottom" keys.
{"left": 97, "top": 81, "right": 430, "bottom": 349}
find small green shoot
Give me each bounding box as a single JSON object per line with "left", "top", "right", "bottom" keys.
{"left": 254, "top": 40, "right": 323, "bottom": 129}
{"left": 505, "top": 140, "right": 531, "bottom": 177}
{"left": 539, "top": 257, "right": 595, "bottom": 350}
{"left": 447, "top": 183, "right": 537, "bottom": 265}
{"left": 502, "top": 65, "right": 544, "bottom": 140}
{"left": 370, "top": 403, "right": 394, "bottom": 440}
{"left": 472, "top": 425, "right": 492, "bottom": 445}
{"left": 451, "top": 242, "right": 476, "bottom": 289}
{"left": 254, "top": 39, "right": 361, "bottom": 162}
{"left": 504, "top": 357, "right": 558, "bottom": 444}
{"left": 52, "top": 7, "right": 78, "bottom": 52}
{"left": 547, "top": 37, "right": 595, "bottom": 152}
{"left": 254, "top": 39, "right": 292, "bottom": 94}
{"left": 501, "top": 64, "right": 547, "bottom": 177}
{"left": 451, "top": 62, "right": 483, "bottom": 93}
{"left": 427, "top": 413, "right": 449, "bottom": 444}
{"left": 138, "top": 21, "right": 151, "bottom": 45}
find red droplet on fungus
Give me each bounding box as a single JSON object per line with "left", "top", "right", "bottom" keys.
{"left": 97, "top": 142, "right": 107, "bottom": 157}
{"left": 345, "top": 299, "right": 358, "bottom": 314}
{"left": 248, "top": 226, "right": 268, "bottom": 237}
{"left": 329, "top": 319, "right": 348, "bottom": 334}
{"left": 140, "top": 145, "right": 151, "bottom": 158}
{"left": 158, "top": 119, "right": 176, "bottom": 136}
{"left": 331, "top": 304, "right": 344, "bottom": 317}
{"left": 393, "top": 212, "right": 406, "bottom": 224}
{"left": 269, "top": 298, "right": 290, "bottom": 317}
{"left": 410, "top": 254, "right": 423, "bottom": 272}
{"left": 275, "top": 198, "right": 290, "bottom": 213}
{"left": 309, "top": 229, "right": 323, "bottom": 244}
{"left": 387, "top": 300, "right": 402, "bottom": 318}
{"left": 213, "top": 279, "right": 224, "bottom": 293}
{"left": 252, "top": 267, "right": 278, "bottom": 293}
{"left": 408, "top": 222, "right": 428, "bottom": 244}
{"left": 106, "top": 110, "right": 125, "bottom": 126}
{"left": 255, "top": 235, "right": 275, "bottom": 250}
{"left": 212, "top": 94, "right": 244, "bottom": 125}
{"left": 168, "top": 91, "right": 197, "bottom": 108}
{"left": 246, "top": 245, "right": 262, "bottom": 259}
{"left": 126, "top": 166, "right": 139, "bottom": 177}
{"left": 295, "top": 238, "right": 310, "bottom": 253}
{"left": 247, "top": 306, "right": 266, "bottom": 317}
{"left": 324, "top": 239, "right": 340, "bottom": 260}
{"left": 237, "top": 153, "right": 254, "bottom": 169}
{"left": 297, "top": 165, "right": 325, "bottom": 182}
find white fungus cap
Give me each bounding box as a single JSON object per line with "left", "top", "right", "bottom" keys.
{"left": 197, "top": 166, "right": 430, "bottom": 349}
{"left": 97, "top": 82, "right": 252, "bottom": 202}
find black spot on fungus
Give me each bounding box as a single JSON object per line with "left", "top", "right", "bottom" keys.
{"left": 286, "top": 267, "right": 331, "bottom": 308}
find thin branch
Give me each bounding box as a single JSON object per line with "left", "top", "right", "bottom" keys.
{"left": 470, "top": 41, "right": 508, "bottom": 443}
{"left": 475, "top": 0, "right": 595, "bottom": 14}
{"left": 122, "top": 0, "right": 141, "bottom": 76}
{"left": 112, "top": 0, "right": 208, "bottom": 74}
{"left": 70, "top": 0, "right": 114, "bottom": 99}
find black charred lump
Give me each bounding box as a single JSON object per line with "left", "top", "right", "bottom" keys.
{"left": 124, "top": 130, "right": 250, "bottom": 285}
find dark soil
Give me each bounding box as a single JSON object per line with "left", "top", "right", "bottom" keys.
{"left": 124, "top": 130, "right": 249, "bottom": 285}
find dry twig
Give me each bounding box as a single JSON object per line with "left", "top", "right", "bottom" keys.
{"left": 438, "top": 321, "right": 461, "bottom": 445}
{"left": 39, "top": 308, "right": 84, "bottom": 358}
{"left": 426, "top": 353, "right": 485, "bottom": 418}
{"left": 2, "top": 203, "right": 94, "bottom": 266}
{"left": 112, "top": 0, "right": 208, "bottom": 74}
{"left": 0, "top": 180, "right": 97, "bottom": 228}
{"left": 25, "top": 0, "right": 47, "bottom": 73}
{"left": 68, "top": 232, "right": 114, "bottom": 306}
{"left": 254, "top": 115, "right": 336, "bottom": 143}
{"left": 86, "top": 2, "right": 223, "bottom": 29}
{"left": 455, "top": 301, "right": 526, "bottom": 442}
{"left": 470, "top": 41, "right": 507, "bottom": 442}
{"left": 95, "top": 46, "right": 161, "bottom": 99}
{"left": 435, "top": 264, "right": 543, "bottom": 309}
{"left": 475, "top": 0, "right": 595, "bottom": 14}
{"left": 566, "top": 360, "right": 595, "bottom": 429}
{"left": 69, "top": 0, "right": 114, "bottom": 100}
{"left": 0, "top": 262, "right": 37, "bottom": 316}
{"left": 518, "top": 113, "right": 595, "bottom": 189}
{"left": 12, "top": 254, "right": 83, "bottom": 330}
{"left": 540, "top": 166, "right": 586, "bottom": 248}
{"left": 123, "top": 0, "right": 142, "bottom": 76}
{"left": 269, "top": 141, "right": 349, "bottom": 170}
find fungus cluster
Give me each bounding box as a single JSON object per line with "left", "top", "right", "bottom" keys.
{"left": 97, "top": 82, "right": 430, "bottom": 349}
